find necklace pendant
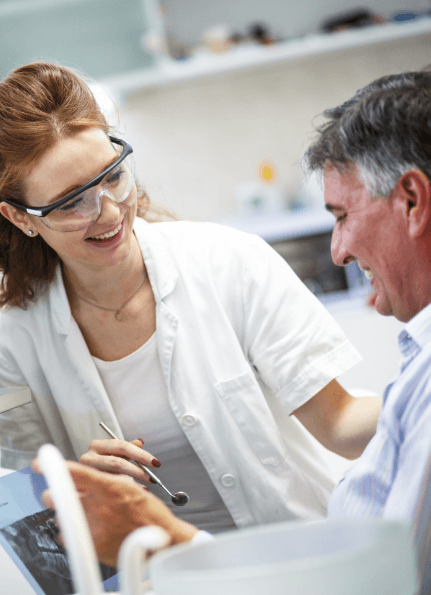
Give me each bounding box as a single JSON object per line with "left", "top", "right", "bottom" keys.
{"left": 115, "top": 310, "right": 124, "bottom": 322}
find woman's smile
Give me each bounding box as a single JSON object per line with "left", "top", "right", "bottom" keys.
{"left": 85, "top": 218, "right": 125, "bottom": 247}
{"left": 87, "top": 221, "right": 123, "bottom": 242}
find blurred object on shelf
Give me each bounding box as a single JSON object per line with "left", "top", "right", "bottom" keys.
{"left": 320, "top": 8, "right": 386, "bottom": 33}
{"left": 140, "top": 0, "right": 171, "bottom": 62}
{"left": 196, "top": 21, "right": 280, "bottom": 56}
{"left": 152, "top": 1, "right": 191, "bottom": 61}
{"left": 248, "top": 22, "right": 277, "bottom": 45}
{"left": 259, "top": 161, "right": 276, "bottom": 183}
{"left": 234, "top": 161, "right": 285, "bottom": 216}
{"left": 230, "top": 31, "right": 245, "bottom": 45}
{"left": 200, "top": 24, "right": 234, "bottom": 53}
{"left": 391, "top": 9, "right": 430, "bottom": 23}
{"left": 165, "top": 37, "right": 190, "bottom": 61}
{"left": 141, "top": 31, "right": 170, "bottom": 59}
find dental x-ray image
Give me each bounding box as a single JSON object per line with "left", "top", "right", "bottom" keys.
{"left": 0, "top": 508, "right": 117, "bottom": 594}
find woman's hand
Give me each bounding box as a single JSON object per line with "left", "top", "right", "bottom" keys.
{"left": 79, "top": 438, "right": 162, "bottom": 484}
{"left": 32, "top": 460, "right": 198, "bottom": 567}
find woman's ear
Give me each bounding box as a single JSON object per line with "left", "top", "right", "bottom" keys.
{"left": 398, "top": 169, "right": 431, "bottom": 238}
{"left": 0, "top": 202, "right": 39, "bottom": 237}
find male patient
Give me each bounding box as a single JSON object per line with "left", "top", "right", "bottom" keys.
{"left": 37, "top": 69, "right": 431, "bottom": 566}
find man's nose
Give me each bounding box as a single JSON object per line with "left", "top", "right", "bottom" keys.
{"left": 331, "top": 230, "right": 353, "bottom": 266}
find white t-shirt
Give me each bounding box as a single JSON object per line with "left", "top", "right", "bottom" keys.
{"left": 92, "top": 333, "right": 236, "bottom": 534}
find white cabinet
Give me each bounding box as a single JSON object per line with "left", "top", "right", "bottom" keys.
{"left": 0, "top": 0, "right": 158, "bottom": 80}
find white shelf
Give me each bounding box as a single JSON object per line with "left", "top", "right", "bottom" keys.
{"left": 101, "top": 17, "right": 431, "bottom": 98}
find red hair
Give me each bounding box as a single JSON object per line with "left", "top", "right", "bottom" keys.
{"left": 0, "top": 62, "right": 168, "bottom": 309}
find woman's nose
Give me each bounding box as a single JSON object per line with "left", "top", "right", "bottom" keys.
{"left": 95, "top": 191, "right": 122, "bottom": 221}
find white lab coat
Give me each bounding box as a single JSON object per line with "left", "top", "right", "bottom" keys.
{"left": 0, "top": 219, "right": 361, "bottom": 527}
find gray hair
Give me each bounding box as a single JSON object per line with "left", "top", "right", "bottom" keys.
{"left": 304, "top": 70, "right": 431, "bottom": 197}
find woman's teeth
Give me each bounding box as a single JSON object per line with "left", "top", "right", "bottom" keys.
{"left": 89, "top": 222, "right": 122, "bottom": 241}
{"left": 364, "top": 270, "right": 374, "bottom": 280}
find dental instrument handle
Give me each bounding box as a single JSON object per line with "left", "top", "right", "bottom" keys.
{"left": 99, "top": 422, "right": 189, "bottom": 506}
{"left": 99, "top": 422, "right": 163, "bottom": 486}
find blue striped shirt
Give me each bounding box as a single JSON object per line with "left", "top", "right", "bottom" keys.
{"left": 328, "top": 302, "right": 431, "bottom": 521}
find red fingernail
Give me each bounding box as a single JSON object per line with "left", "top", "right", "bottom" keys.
{"left": 138, "top": 438, "right": 145, "bottom": 445}
{"left": 152, "top": 458, "right": 161, "bottom": 468}
{"left": 143, "top": 485, "right": 149, "bottom": 491}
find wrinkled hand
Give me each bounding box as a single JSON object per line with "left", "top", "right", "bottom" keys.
{"left": 32, "top": 460, "right": 198, "bottom": 567}
{"left": 80, "top": 438, "right": 161, "bottom": 484}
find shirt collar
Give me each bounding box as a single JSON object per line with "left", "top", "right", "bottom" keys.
{"left": 397, "top": 302, "right": 431, "bottom": 365}
{"left": 402, "top": 302, "right": 431, "bottom": 350}
{"left": 50, "top": 264, "right": 72, "bottom": 336}
{"left": 133, "top": 217, "right": 178, "bottom": 302}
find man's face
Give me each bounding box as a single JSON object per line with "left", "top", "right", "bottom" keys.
{"left": 324, "top": 164, "right": 415, "bottom": 322}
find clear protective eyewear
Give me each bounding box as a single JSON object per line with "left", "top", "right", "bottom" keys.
{"left": 2, "top": 136, "right": 136, "bottom": 232}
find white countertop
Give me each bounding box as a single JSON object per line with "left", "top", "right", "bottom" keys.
{"left": 0, "top": 467, "right": 14, "bottom": 477}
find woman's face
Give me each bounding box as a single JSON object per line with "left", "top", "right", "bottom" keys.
{"left": 17, "top": 128, "right": 138, "bottom": 273}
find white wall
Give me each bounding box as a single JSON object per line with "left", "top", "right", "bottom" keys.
{"left": 119, "top": 31, "right": 431, "bottom": 221}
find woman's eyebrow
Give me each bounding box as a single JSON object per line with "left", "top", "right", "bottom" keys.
{"left": 48, "top": 154, "right": 119, "bottom": 204}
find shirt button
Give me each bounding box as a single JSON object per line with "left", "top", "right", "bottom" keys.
{"left": 220, "top": 474, "right": 236, "bottom": 487}
{"left": 181, "top": 414, "right": 196, "bottom": 427}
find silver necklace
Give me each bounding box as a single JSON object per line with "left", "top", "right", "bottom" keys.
{"left": 75, "top": 274, "right": 146, "bottom": 322}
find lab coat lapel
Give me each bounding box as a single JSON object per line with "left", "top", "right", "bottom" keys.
{"left": 134, "top": 218, "right": 179, "bottom": 395}
{"left": 64, "top": 319, "right": 125, "bottom": 441}
{"left": 155, "top": 301, "right": 178, "bottom": 394}
{"left": 50, "top": 264, "right": 125, "bottom": 449}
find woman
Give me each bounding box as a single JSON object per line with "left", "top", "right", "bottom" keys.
{"left": 0, "top": 62, "right": 380, "bottom": 534}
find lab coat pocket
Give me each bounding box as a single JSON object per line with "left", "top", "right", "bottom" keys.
{"left": 215, "top": 370, "right": 287, "bottom": 467}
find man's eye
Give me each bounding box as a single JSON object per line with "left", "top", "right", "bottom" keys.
{"left": 336, "top": 214, "right": 346, "bottom": 223}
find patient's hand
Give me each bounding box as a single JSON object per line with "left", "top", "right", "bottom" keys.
{"left": 79, "top": 437, "right": 161, "bottom": 484}
{"left": 32, "top": 460, "right": 198, "bottom": 567}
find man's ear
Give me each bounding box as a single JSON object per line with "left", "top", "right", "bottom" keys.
{"left": 397, "top": 169, "right": 431, "bottom": 238}
{"left": 0, "top": 202, "right": 39, "bottom": 237}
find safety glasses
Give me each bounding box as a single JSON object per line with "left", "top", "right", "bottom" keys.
{"left": 1, "top": 136, "right": 136, "bottom": 232}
